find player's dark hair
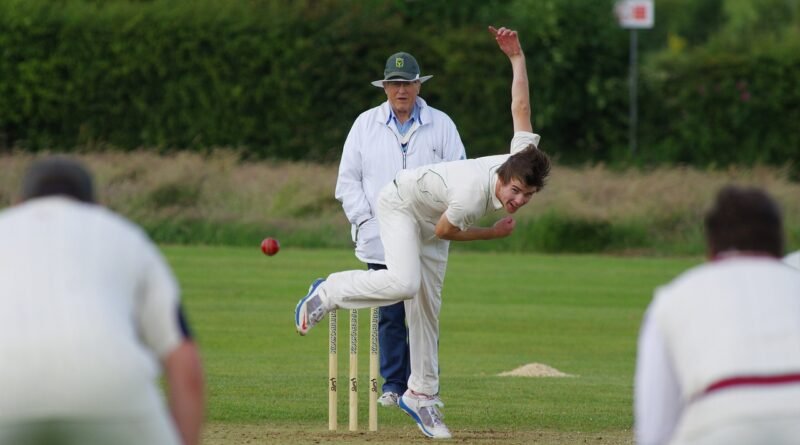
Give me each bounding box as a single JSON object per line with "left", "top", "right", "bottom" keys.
{"left": 21, "top": 157, "right": 95, "bottom": 203}
{"left": 704, "top": 185, "right": 783, "bottom": 258}
{"left": 496, "top": 144, "right": 551, "bottom": 191}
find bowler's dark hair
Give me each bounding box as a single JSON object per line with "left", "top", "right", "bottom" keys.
{"left": 704, "top": 185, "right": 783, "bottom": 258}
{"left": 21, "top": 157, "right": 95, "bottom": 203}
{"left": 496, "top": 145, "right": 551, "bottom": 191}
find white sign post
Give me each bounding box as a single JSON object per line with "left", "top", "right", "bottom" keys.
{"left": 615, "top": 0, "right": 654, "bottom": 156}
{"left": 616, "top": 0, "right": 654, "bottom": 29}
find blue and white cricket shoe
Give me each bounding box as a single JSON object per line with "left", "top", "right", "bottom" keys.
{"left": 294, "top": 278, "right": 327, "bottom": 336}
{"left": 399, "top": 391, "right": 452, "bottom": 439}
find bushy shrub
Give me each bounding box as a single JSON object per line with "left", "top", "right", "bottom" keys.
{"left": 639, "top": 45, "right": 800, "bottom": 172}
{"left": 0, "top": 0, "right": 797, "bottom": 172}
{"left": 149, "top": 182, "right": 201, "bottom": 209}
{"left": 452, "top": 212, "right": 654, "bottom": 254}
{"left": 0, "top": 0, "right": 630, "bottom": 162}
{"left": 526, "top": 212, "right": 650, "bottom": 253}
{"left": 143, "top": 218, "right": 351, "bottom": 249}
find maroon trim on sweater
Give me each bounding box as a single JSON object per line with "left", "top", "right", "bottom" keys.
{"left": 704, "top": 374, "right": 800, "bottom": 395}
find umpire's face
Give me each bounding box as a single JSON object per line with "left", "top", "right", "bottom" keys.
{"left": 383, "top": 80, "right": 421, "bottom": 118}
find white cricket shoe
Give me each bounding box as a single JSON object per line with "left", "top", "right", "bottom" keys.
{"left": 294, "top": 278, "right": 326, "bottom": 336}
{"left": 378, "top": 391, "right": 400, "bottom": 407}
{"left": 399, "top": 391, "right": 452, "bottom": 439}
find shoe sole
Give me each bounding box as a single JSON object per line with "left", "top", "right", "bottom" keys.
{"left": 399, "top": 397, "right": 435, "bottom": 438}
{"left": 294, "top": 278, "right": 325, "bottom": 336}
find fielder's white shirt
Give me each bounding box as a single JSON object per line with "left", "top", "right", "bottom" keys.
{"left": 394, "top": 131, "right": 540, "bottom": 230}
{"left": 0, "top": 197, "right": 184, "bottom": 420}
{"left": 784, "top": 250, "right": 800, "bottom": 270}
{"left": 635, "top": 256, "right": 800, "bottom": 444}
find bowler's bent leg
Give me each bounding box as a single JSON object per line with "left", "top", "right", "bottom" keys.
{"left": 318, "top": 189, "right": 423, "bottom": 311}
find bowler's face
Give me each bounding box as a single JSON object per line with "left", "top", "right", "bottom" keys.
{"left": 383, "top": 80, "right": 421, "bottom": 117}
{"left": 496, "top": 178, "right": 537, "bottom": 214}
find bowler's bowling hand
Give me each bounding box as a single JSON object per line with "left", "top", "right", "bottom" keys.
{"left": 488, "top": 26, "right": 522, "bottom": 58}
{"left": 493, "top": 216, "right": 516, "bottom": 238}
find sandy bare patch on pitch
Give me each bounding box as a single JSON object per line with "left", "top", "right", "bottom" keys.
{"left": 497, "top": 363, "right": 574, "bottom": 378}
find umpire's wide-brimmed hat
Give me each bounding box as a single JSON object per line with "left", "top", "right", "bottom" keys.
{"left": 371, "top": 52, "right": 433, "bottom": 87}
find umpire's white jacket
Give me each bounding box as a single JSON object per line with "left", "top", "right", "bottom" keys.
{"left": 335, "top": 97, "right": 465, "bottom": 264}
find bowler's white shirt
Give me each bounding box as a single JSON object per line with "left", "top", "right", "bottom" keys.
{"left": 395, "top": 131, "right": 540, "bottom": 230}
{"left": 0, "top": 197, "right": 184, "bottom": 419}
{"left": 635, "top": 256, "right": 800, "bottom": 444}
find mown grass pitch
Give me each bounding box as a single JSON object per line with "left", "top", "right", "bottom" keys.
{"left": 163, "top": 245, "right": 698, "bottom": 444}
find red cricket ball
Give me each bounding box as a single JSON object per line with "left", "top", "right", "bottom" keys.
{"left": 261, "top": 237, "right": 280, "bottom": 256}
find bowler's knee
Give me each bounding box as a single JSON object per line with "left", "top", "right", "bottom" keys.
{"left": 386, "top": 276, "right": 420, "bottom": 301}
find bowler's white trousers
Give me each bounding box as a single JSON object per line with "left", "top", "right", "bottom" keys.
{"left": 319, "top": 182, "right": 449, "bottom": 395}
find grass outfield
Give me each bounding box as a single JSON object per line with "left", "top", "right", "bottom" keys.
{"left": 163, "top": 245, "right": 699, "bottom": 444}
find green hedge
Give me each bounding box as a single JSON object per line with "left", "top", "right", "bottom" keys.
{"left": 0, "top": 0, "right": 327, "bottom": 156}
{"left": 140, "top": 212, "right": 714, "bottom": 256}
{"left": 0, "top": 0, "right": 798, "bottom": 170}
{"left": 639, "top": 45, "right": 800, "bottom": 172}
{"left": 143, "top": 218, "right": 352, "bottom": 250}
{"left": 0, "top": 0, "right": 631, "bottom": 161}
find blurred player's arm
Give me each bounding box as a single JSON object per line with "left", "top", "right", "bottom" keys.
{"left": 165, "top": 338, "right": 205, "bottom": 445}
{"left": 634, "top": 307, "right": 682, "bottom": 445}
{"left": 140, "top": 243, "right": 206, "bottom": 445}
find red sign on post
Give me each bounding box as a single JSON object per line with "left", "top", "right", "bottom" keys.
{"left": 615, "top": 0, "right": 654, "bottom": 29}
{"left": 633, "top": 5, "right": 647, "bottom": 20}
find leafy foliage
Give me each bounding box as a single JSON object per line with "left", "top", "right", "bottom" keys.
{"left": 0, "top": 0, "right": 632, "bottom": 161}
{"left": 0, "top": 0, "right": 798, "bottom": 170}
{"left": 639, "top": 45, "right": 800, "bottom": 172}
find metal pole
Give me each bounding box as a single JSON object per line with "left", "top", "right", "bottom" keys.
{"left": 629, "top": 29, "right": 638, "bottom": 156}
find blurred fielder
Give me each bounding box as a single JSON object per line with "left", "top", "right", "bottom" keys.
{"left": 784, "top": 249, "right": 800, "bottom": 270}
{"left": 0, "top": 158, "right": 205, "bottom": 445}
{"left": 635, "top": 185, "right": 800, "bottom": 445}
